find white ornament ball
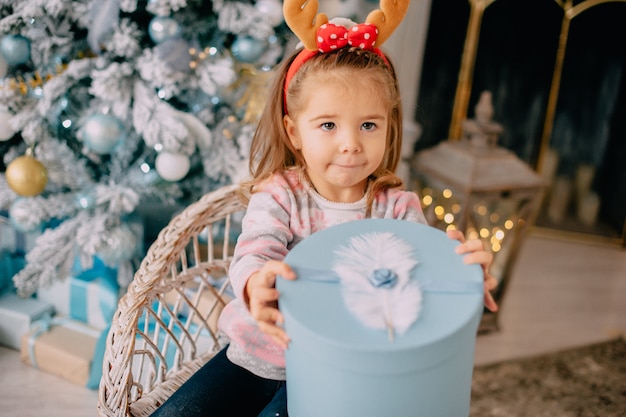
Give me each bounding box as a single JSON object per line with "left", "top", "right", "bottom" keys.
{"left": 80, "top": 113, "right": 125, "bottom": 154}
{"left": 148, "top": 16, "right": 181, "bottom": 44}
{"left": 0, "top": 107, "right": 15, "bottom": 141}
{"left": 97, "top": 223, "right": 138, "bottom": 266}
{"left": 0, "top": 34, "right": 31, "bottom": 66}
{"left": 155, "top": 151, "right": 191, "bottom": 182}
{"left": 255, "top": 0, "right": 284, "bottom": 27}
{"left": 9, "top": 198, "right": 42, "bottom": 233}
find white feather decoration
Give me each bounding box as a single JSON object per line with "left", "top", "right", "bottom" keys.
{"left": 333, "top": 232, "right": 421, "bottom": 341}
{"left": 87, "top": 0, "right": 122, "bottom": 54}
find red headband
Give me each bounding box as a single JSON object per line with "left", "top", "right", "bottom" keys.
{"left": 283, "top": 22, "right": 389, "bottom": 115}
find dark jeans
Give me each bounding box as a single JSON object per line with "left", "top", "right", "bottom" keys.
{"left": 149, "top": 346, "right": 288, "bottom": 417}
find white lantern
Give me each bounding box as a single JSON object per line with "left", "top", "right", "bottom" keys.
{"left": 413, "top": 92, "right": 545, "bottom": 333}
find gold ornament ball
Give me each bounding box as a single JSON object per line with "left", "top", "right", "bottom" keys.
{"left": 5, "top": 155, "right": 48, "bottom": 196}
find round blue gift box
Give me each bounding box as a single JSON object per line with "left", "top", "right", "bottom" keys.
{"left": 277, "top": 219, "right": 484, "bottom": 417}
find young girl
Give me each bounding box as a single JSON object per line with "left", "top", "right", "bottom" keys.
{"left": 151, "top": 5, "right": 498, "bottom": 417}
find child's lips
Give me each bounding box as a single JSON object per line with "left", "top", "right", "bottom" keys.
{"left": 334, "top": 161, "right": 363, "bottom": 169}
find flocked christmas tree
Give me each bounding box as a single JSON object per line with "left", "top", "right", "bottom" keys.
{"left": 0, "top": 0, "right": 290, "bottom": 297}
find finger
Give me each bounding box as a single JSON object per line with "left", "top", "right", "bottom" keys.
{"left": 264, "top": 260, "right": 297, "bottom": 280}
{"left": 461, "top": 251, "right": 493, "bottom": 267}
{"left": 446, "top": 229, "right": 465, "bottom": 243}
{"left": 253, "top": 303, "right": 283, "bottom": 325}
{"left": 249, "top": 286, "right": 280, "bottom": 306}
{"left": 271, "top": 333, "right": 291, "bottom": 350}
{"left": 454, "top": 239, "right": 485, "bottom": 255}
{"left": 484, "top": 288, "right": 499, "bottom": 312}
{"left": 258, "top": 318, "right": 291, "bottom": 349}
{"left": 258, "top": 321, "right": 288, "bottom": 344}
{"left": 248, "top": 266, "right": 284, "bottom": 298}
{"left": 485, "top": 274, "right": 498, "bottom": 291}
{"left": 246, "top": 271, "right": 276, "bottom": 301}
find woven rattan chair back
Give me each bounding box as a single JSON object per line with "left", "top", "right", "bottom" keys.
{"left": 97, "top": 184, "right": 247, "bottom": 417}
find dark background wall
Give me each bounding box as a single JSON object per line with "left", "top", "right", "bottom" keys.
{"left": 415, "top": 0, "right": 626, "bottom": 239}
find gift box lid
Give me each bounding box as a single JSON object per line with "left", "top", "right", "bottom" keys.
{"left": 0, "top": 293, "right": 54, "bottom": 319}
{"left": 0, "top": 294, "right": 55, "bottom": 350}
{"left": 277, "top": 219, "right": 484, "bottom": 374}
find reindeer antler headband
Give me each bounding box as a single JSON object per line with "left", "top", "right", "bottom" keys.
{"left": 283, "top": 0, "right": 410, "bottom": 113}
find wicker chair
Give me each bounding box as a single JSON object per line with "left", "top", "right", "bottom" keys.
{"left": 97, "top": 184, "right": 247, "bottom": 417}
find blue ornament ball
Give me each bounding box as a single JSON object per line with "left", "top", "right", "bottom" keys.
{"left": 148, "top": 16, "right": 181, "bottom": 44}
{"left": 231, "top": 36, "right": 267, "bottom": 63}
{"left": 80, "top": 113, "right": 126, "bottom": 155}
{"left": 0, "top": 34, "right": 31, "bottom": 66}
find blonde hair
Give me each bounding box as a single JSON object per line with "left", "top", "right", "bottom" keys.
{"left": 243, "top": 47, "right": 405, "bottom": 208}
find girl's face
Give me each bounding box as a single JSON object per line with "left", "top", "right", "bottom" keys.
{"left": 284, "top": 76, "right": 390, "bottom": 203}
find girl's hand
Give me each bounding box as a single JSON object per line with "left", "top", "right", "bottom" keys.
{"left": 245, "top": 260, "right": 296, "bottom": 349}
{"left": 447, "top": 230, "right": 499, "bottom": 312}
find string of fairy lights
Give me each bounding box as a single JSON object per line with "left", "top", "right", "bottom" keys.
{"left": 418, "top": 186, "right": 521, "bottom": 254}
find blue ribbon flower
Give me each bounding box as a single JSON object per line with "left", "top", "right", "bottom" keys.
{"left": 368, "top": 268, "right": 398, "bottom": 289}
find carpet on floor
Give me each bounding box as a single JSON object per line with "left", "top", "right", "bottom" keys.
{"left": 470, "top": 337, "right": 626, "bottom": 417}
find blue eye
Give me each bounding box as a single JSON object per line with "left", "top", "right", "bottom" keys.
{"left": 362, "top": 122, "right": 376, "bottom": 131}
{"left": 321, "top": 122, "right": 335, "bottom": 131}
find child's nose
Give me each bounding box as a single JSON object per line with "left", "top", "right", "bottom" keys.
{"left": 339, "top": 130, "right": 361, "bottom": 153}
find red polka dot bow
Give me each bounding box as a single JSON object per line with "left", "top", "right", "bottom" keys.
{"left": 316, "top": 23, "right": 379, "bottom": 53}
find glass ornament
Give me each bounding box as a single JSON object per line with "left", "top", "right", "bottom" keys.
{"left": 0, "top": 35, "right": 31, "bottom": 66}
{"left": 97, "top": 223, "right": 138, "bottom": 266}
{"left": 155, "top": 37, "right": 193, "bottom": 73}
{"left": 5, "top": 154, "right": 48, "bottom": 197}
{"left": 148, "top": 16, "right": 181, "bottom": 44}
{"left": 155, "top": 151, "right": 191, "bottom": 182}
{"left": 79, "top": 113, "right": 126, "bottom": 155}
{"left": 51, "top": 97, "right": 76, "bottom": 140}
{"left": 231, "top": 36, "right": 268, "bottom": 64}
{"left": 48, "top": 88, "right": 90, "bottom": 142}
